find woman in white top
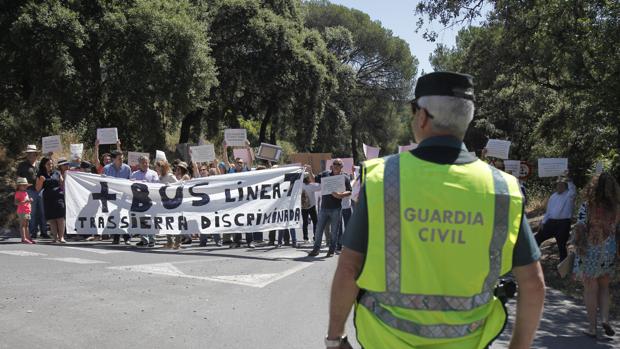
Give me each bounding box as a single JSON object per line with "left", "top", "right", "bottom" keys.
{"left": 155, "top": 160, "right": 180, "bottom": 249}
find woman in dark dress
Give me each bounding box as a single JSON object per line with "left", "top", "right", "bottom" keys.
{"left": 35, "top": 157, "right": 66, "bottom": 243}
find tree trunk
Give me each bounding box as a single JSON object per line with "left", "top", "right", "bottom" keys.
{"left": 179, "top": 108, "right": 204, "bottom": 144}
{"left": 269, "top": 112, "right": 278, "bottom": 145}
{"left": 259, "top": 103, "right": 275, "bottom": 143}
{"left": 351, "top": 121, "right": 359, "bottom": 164}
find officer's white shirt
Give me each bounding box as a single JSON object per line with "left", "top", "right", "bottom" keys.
{"left": 542, "top": 181, "right": 576, "bottom": 224}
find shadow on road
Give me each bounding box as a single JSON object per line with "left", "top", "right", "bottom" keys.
{"left": 494, "top": 288, "right": 616, "bottom": 348}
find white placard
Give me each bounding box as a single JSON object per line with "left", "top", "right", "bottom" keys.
{"left": 233, "top": 148, "right": 252, "bottom": 165}
{"left": 65, "top": 167, "right": 303, "bottom": 235}
{"left": 504, "top": 160, "right": 521, "bottom": 176}
{"left": 320, "top": 174, "right": 346, "bottom": 196}
{"left": 96, "top": 128, "right": 118, "bottom": 145}
{"left": 485, "top": 139, "right": 511, "bottom": 160}
{"left": 256, "top": 143, "right": 282, "bottom": 162}
{"left": 190, "top": 144, "right": 216, "bottom": 163}
{"left": 399, "top": 143, "right": 418, "bottom": 153}
{"left": 155, "top": 150, "right": 167, "bottom": 161}
{"left": 70, "top": 143, "right": 84, "bottom": 157}
{"left": 595, "top": 162, "right": 603, "bottom": 175}
{"left": 363, "top": 144, "right": 380, "bottom": 160}
{"left": 538, "top": 158, "right": 568, "bottom": 177}
{"left": 224, "top": 129, "right": 247, "bottom": 147}
{"left": 325, "top": 158, "right": 354, "bottom": 175}
{"left": 42, "top": 135, "right": 62, "bottom": 153}
{"left": 128, "top": 152, "right": 150, "bottom": 167}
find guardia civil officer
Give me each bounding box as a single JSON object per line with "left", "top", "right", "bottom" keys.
{"left": 325, "top": 72, "right": 546, "bottom": 349}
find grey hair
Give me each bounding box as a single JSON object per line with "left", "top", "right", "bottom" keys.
{"left": 138, "top": 155, "right": 149, "bottom": 162}
{"left": 417, "top": 96, "right": 475, "bottom": 139}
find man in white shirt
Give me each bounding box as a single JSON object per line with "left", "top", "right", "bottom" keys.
{"left": 130, "top": 156, "right": 159, "bottom": 247}
{"left": 535, "top": 174, "right": 576, "bottom": 261}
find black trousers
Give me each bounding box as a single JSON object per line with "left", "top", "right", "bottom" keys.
{"left": 535, "top": 218, "right": 571, "bottom": 261}
{"left": 233, "top": 233, "right": 253, "bottom": 244}
{"left": 301, "top": 206, "right": 318, "bottom": 240}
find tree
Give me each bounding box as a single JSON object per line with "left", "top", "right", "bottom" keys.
{"left": 304, "top": 0, "right": 418, "bottom": 161}
{"left": 420, "top": 0, "right": 620, "bottom": 184}
{"left": 0, "top": 0, "right": 217, "bottom": 153}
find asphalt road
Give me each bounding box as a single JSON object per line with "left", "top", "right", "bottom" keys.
{"left": 0, "top": 235, "right": 616, "bottom": 349}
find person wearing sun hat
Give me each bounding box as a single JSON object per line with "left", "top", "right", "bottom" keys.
{"left": 14, "top": 177, "right": 35, "bottom": 244}
{"left": 16, "top": 144, "right": 48, "bottom": 239}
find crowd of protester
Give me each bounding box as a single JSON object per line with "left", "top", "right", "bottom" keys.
{"left": 13, "top": 140, "right": 358, "bottom": 256}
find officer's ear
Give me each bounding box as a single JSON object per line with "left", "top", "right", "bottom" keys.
{"left": 418, "top": 108, "right": 432, "bottom": 130}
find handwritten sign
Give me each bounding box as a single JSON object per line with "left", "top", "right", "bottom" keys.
{"left": 70, "top": 143, "right": 84, "bottom": 157}
{"left": 398, "top": 143, "right": 418, "bottom": 153}
{"left": 190, "top": 144, "right": 216, "bottom": 163}
{"left": 96, "top": 128, "right": 118, "bottom": 145}
{"left": 363, "top": 144, "right": 380, "bottom": 160}
{"left": 233, "top": 148, "right": 252, "bottom": 165}
{"left": 42, "top": 135, "right": 62, "bottom": 154}
{"left": 224, "top": 129, "right": 247, "bottom": 147}
{"left": 485, "top": 139, "right": 511, "bottom": 160}
{"left": 128, "top": 152, "right": 150, "bottom": 167}
{"left": 503, "top": 160, "right": 521, "bottom": 176}
{"left": 256, "top": 143, "right": 282, "bottom": 162}
{"left": 538, "top": 158, "right": 568, "bottom": 177}
{"left": 320, "top": 174, "right": 346, "bottom": 196}
{"left": 155, "top": 150, "right": 167, "bottom": 162}
{"left": 289, "top": 153, "right": 332, "bottom": 174}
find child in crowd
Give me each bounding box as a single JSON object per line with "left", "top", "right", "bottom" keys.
{"left": 14, "top": 177, "right": 35, "bottom": 244}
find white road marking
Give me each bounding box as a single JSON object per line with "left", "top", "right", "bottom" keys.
{"left": 0, "top": 250, "right": 47, "bottom": 257}
{"left": 63, "top": 246, "right": 126, "bottom": 254}
{"left": 108, "top": 262, "right": 313, "bottom": 288}
{"left": 45, "top": 258, "right": 108, "bottom": 264}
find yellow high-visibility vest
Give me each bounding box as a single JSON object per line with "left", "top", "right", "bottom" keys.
{"left": 355, "top": 152, "right": 523, "bottom": 349}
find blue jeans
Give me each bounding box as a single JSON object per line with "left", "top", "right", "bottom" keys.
{"left": 277, "top": 229, "right": 297, "bottom": 244}
{"left": 27, "top": 188, "right": 45, "bottom": 238}
{"left": 312, "top": 208, "right": 341, "bottom": 251}
{"left": 337, "top": 208, "right": 352, "bottom": 249}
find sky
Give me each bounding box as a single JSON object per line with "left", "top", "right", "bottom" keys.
{"left": 327, "top": 0, "right": 470, "bottom": 76}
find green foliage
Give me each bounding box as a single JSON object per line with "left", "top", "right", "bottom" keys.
{"left": 423, "top": 0, "right": 620, "bottom": 185}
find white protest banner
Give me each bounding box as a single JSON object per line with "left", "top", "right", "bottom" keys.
{"left": 595, "top": 162, "right": 603, "bottom": 175}
{"left": 224, "top": 129, "right": 247, "bottom": 147}
{"left": 70, "top": 143, "right": 84, "bottom": 158}
{"left": 256, "top": 143, "right": 282, "bottom": 162}
{"left": 97, "top": 128, "right": 118, "bottom": 145}
{"left": 320, "top": 174, "right": 346, "bottom": 196}
{"left": 504, "top": 160, "right": 521, "bottom": 176}
{"left": 485, "top": 139, "right": 511, "bottom": 159}
{"left": 155, "top": 150, "right": 167, "bottom": 161}
{"left": 190, "top": 144, "right": 216, "bottom": 163}
{"left": 128, "top": 152, "right": 150, "bottom": 167}
{"left": 325, "top": 158, "right": 354, "bottom": 175}
{"left": 65, "top": 167, "right": 303, "bottom": 235}
{"left": 233, "top": 148, "right": 252, "bottom": 165}
{"left": 42, "top": 135, "right": 62, "bottom": 153}
{"left": 398, "top": 143, "right": 418, "bottom": 153}
{"left": 363, "top": 144, "right": 380, "bottom": 160}
{"left": 538, "top": 158, "right": 568, "bottom": 177}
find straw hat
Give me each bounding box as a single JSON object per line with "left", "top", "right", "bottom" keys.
{"left": 24, "top": 145, "right": 40, "bottom": 153}
{"left": 57, "top": 157, "right": 69, "bottom": 167}
{"left": 16, "top": 177, "right": 28, "bottom": 186}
